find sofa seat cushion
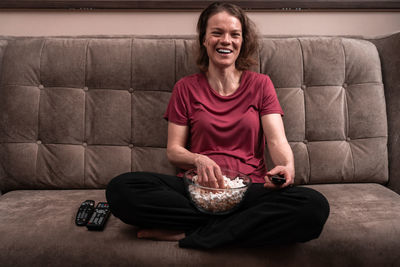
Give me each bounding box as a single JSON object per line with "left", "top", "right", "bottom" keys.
{"left": 0, "top": 184, "right": 399, "bottom": 266}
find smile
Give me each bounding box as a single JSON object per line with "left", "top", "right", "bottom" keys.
{"left": 216, "top": 48, "right": 233, "bottom": 54}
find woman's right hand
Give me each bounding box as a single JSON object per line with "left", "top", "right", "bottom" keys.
{"left": 166, "top": 122, "right": 225, "bottom": 189}
{"left": 194, "top": 154, "right": 225, "bottom": 189}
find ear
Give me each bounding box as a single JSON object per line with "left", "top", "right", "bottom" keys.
{"left": 202, "top": 31, "right": 208, "bottom": 47}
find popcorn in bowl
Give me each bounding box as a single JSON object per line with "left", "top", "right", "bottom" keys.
{"left": 184, "top": 169, "right": 252, "bottom": 215}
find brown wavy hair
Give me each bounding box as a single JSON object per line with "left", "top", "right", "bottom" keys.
{"left": 196, "top": 2, "right": 259, "bottom": 72}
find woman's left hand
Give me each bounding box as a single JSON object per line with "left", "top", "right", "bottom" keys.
{"left": 264, "top": 165, "right": 295, "bottom": 189}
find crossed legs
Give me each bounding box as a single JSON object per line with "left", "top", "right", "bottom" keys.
{"left": 106, "top": 172, "right": 329, "bottom": 249}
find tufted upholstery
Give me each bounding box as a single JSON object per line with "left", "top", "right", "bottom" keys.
{"left": 0, "top": 36, "right": 388, "bottom": 192}
{"left": 262, "top": 37, "right": 388, "bottom": 185}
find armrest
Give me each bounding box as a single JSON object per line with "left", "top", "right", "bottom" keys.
{"left": 369, "top": 32, "right": 400, "bottom": 194}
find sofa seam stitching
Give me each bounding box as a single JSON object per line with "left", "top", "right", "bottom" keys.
{"left": 130, "top": 38, "right": 134, "bottom": 173}
{"left": 38, "top": 39, "right": 46, "bottom": 142}
{"left": 35, "top": 39, "right": 46, "bottom": 183}
{"left": 341, "top": 38, "right": 349, "bottom": 141}
{"left": 341, "top": 39, "right": 356, "bottom": 182}
{"left": 298, "top": 38, "right": 310, "bottom": 184}
{"left": 83, "top": 39, "right": 90, "bottom": 187}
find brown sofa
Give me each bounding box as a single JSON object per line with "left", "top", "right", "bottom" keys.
{"left": 0, "top": 32, "right": 399, "bottom": 266}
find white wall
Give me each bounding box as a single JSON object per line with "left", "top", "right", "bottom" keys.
{"left": 0, "top": 10, "right": 399, "bottom": 37}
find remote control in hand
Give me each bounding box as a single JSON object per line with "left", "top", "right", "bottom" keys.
{"left": 86, "top": 202, "right": 111, "bottom": 231}
{"left": 75, "top": 200, "right": 95, "bottom": 226}
{"left": 270, "top": 174, "right": 286, "bottom": 185}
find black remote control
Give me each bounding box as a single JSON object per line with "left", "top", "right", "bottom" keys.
{"left": 86, "top": 202, "right": 111, "bottom": 231}
{"left": 270, "top": 174, "right": 286, "bottom": 185}
{"left": 75, "top": 200, "right": 95, "bottom": 226}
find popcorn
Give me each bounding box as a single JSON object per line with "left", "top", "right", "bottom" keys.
{"left": 188, "top": 175, "right": 248, "bottom": 213}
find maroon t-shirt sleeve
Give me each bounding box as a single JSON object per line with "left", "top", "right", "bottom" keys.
{"left": 260, "top": 75, "right": 284, "bottom": 116}
{"left": 163, "top": 81, "right": 189, "bottom": 126}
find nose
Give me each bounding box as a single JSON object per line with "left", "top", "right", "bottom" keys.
{"left": 220, "top": 33, "right": 231, "bottom": 45}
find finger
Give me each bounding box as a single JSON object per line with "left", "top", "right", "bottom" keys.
{"left": 206, "top": 167, "right": 219, "bottom": 188}
{"left": 282, "top": 176, "right": 294, "bottom": 188}
{"left": 214, "top": 166, "right": 225, "bottom": 189}
{"left": 266, "top": 166, "right": 284, "bottom": 177}
{"left": 264, "top": 174, "right": 288, "bottom": 189}
{"left": 263, "top": 175, "right": 275, "bottom": 188}
{"left": 263, "top": 180, "right": 279, "bottom": 189}
{"left": 202, "top": 170, "right": 210, "bottom": 187}
{"left": 198, "top": 169, "right": 208, "bottom": 187}
{"left": 196, "top": 170, "right": 202, "bottom": 185}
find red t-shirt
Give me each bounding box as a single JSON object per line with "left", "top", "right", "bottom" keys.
{"left": 164, "top": 70, "right": 284, "bottom": 183}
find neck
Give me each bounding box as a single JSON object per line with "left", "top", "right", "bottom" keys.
{"left": 206, "top": 65, "right": 243, "bottom": 96}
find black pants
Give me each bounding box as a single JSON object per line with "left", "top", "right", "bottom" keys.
{"left": 106, "top": 172, "right": 330, "bottom": 249}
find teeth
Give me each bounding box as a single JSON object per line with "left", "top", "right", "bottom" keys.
{"left": 217, "top": 49, "right": 232, "bottom": 54}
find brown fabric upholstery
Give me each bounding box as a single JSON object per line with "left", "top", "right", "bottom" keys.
{"left": 0, "top": 33, "right": 399, "bottom": 266}
{"left": 262, "top": 37, "right": 388, "bottom": 185}
{"left": 0, "top": 36, "right": 389, "bottom": 192}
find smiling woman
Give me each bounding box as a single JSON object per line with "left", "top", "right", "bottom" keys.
{"left": 203, "top": 12, "right": 243, "bottom": 81}
{"left": 105, "top": 1, "right": 330, "bottom": 249}
{"left": 196, "top": 2, "right": 258, "bottom": 72}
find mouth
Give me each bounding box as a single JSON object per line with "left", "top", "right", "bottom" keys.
{"left": 216, "top": 48, "right": 233, "bottom": 55}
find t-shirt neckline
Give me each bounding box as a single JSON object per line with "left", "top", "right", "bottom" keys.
{"left": 201, "top": 70, "right": 248, "bottom": 99}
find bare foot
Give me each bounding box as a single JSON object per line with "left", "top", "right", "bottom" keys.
{"left": 137, "top": 229, "right": 185, "bottom": 241}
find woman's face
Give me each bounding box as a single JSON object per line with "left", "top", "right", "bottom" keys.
{"left": 203, "top": 11, "right": 243, "bottom": 71}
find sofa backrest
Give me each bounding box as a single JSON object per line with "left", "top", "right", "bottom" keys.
{"left": 261, "top": 37, "right": 388, "bottom": 185}
{"left": 0, "top": 36, "right": 388, "bottom": 192}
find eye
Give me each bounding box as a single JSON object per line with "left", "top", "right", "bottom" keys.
{"left": 211, "top": 31, "right": 221, "bottom": 36}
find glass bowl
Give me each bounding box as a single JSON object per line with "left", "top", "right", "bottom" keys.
{"left": 183, "top": 168, "right": 252, "bottom": 215}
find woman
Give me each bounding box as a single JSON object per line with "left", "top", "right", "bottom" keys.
{"left": 106, "top": 2, "right": 329, "bottom": 249}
